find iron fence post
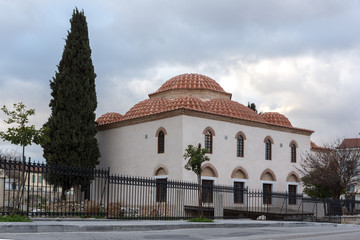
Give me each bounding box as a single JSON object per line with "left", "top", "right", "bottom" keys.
{"left": 246, "top": 187, "right": 249, "bottom": 218}
{"left": 286, "top": 191, "right": 288, "bottom": 216}
{"left": 26, "top": 158, "right": 31, "bottom": 216}
{"left": 106, "top": 167, "right": 110, "bottom": 219}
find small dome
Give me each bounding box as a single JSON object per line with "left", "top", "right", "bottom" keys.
{"left": 122, "top": 98, "right": 171, "bottom": 121}
{"left": 261, "top": 112, "right": 292, "bottom": 127}
{"left": 96, "top": 112, "right": 123, "bottom": 126}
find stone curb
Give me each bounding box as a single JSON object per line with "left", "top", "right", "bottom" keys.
{"left": 0, "top": 221, "right": 351, "bottom": 233}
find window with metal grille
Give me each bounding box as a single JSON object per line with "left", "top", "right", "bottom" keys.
{"left": 202, "top": 179, "right": 214, "bottom": 203}
{"left": 291, "top": 144, "right": 296, "bottom": 163}
{"left": 263, "top": 183, "right": 272, "bottom": 204}
{"left": 265, "top": 139, "right": 272, "bottom": 160}
{"left": 237, "top": 135, "right": 244, "bottom": 157}
{"left": 205, "top": 131, "right": 212, "bottom": 153}
{"left": 158, "top": 131, "right": 165, "bottom": 153}
{"left": 288, "top": 184, "right": 297, "bottom": 205}
{"left": 156, "top": 178, "right": 167, "bottom": 202}
{"left": 234, "top": 182, "right": 244, "bottom": 203}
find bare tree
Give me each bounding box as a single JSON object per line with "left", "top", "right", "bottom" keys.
{"left": 0, "top": 149, "right": 21, "bottom": 159}
{"left": 299, "top": 139, "right": 360, "bottom": 199}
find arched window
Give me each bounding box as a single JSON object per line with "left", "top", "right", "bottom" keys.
{"left": 237, "top": 135, "right": 244, "bottom": 157}
{"left": 158, "top": 131, "right": 165, "bottom": 154}
{"left": 291, "top": 143, "right": 296, "bottom": 163}
{"left": 205, "top": 130, "right": 213, "bottom": 153}
{"left": 265, "top": 139, "right": 272, "bottom": 160}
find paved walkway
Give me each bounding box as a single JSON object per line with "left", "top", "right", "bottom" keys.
{"left": 0, "top": 218, "right": 358, "bottom": 233}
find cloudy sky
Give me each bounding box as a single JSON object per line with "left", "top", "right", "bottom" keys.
{"left": 0, "top": 0, "right": 360, "bottom": 161}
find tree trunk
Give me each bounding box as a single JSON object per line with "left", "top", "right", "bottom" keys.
{"left": 73, "top": 184, "right": 83, "bottom": 203}
{"left": 11, "top": 147, "right": 26, "bottom": 216}
{"left": 61, "top": 189, "right": 66, "bottom": 201}
{"left": 197, "top": 174, "right": 203, "bottom": 218}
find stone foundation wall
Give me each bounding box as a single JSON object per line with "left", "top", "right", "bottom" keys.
{"left": 341, "top": 216, "right": 360, "bottom": 224}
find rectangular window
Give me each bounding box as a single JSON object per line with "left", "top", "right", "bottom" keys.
{"left": 32, "top": 175, "right": 35, "bottom": 183}
{"left": 38, "top": 175, "right": 42, "bottom": 183}
{"left": 288, "top": 185, "right": 297, "bottom": 205}
{"left": 234, "top": 182, "right": 244, "bottom": 204}
{"left": 202, "top": 179, "right": 214, "bottom": 203}
{"left": 156, "top": 178, "right": 167, "bottom": 202}
{"left": 263, "top": 183, "right": 272, "bottom": 205}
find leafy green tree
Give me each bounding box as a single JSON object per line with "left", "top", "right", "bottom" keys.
{"left": 184, "top": 144, "right": 210, "bottom": 218}
{"left": 247, "top": 102, "right": 259, "bottom": 114}
{"left": 301, "top": 171, "right": 333, "bottom": 199}
{"left": 0, "top": 102, "right": 45, "bottom": 161}
{"left": 42, "top": 8, "right": 100, "bottom": 199}
{"left": 0, "top": 102, "right": 46, "bottom": 213}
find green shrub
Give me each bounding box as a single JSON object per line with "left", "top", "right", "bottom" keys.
{"left": 0, "top": 214, "right": 32, "bottom": 222}
{"left": 188, "top": 217, "right": 213, "bottom": 222}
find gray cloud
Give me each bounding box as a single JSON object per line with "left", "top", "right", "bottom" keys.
{"left": 1, "top": 0, "right": 360, "bottom": 161}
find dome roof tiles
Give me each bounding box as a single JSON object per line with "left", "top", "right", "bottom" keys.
{"left": 151, "top": 73, "right": 229, "bottom": 95}
{"left": 206, "top": 99, "right": 266, "bottom": 123}
{"left": 261, "top": 112, "right": 292, "bottom": 127}
{"left": 119, "top": 97, "right": 265, "bottom": 123}
{"left": 96, "top": 112, "right": 123, "bottom": 126}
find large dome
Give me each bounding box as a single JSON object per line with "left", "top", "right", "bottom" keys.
{"left": 149, "top": 73, "right": 232, "bottom": 100}
{"left": 261, "top": 112, "right": 292, "bottom": 127}
{"left": 96, "top": 73, "right": 313, "bottom": 135}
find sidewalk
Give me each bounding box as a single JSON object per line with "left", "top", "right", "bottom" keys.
{"left": 0, "top": 218, "right": 358, "bottom": 233}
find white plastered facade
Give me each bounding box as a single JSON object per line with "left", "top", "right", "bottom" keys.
{"left": 96, "top": 114, "right": 309, "bottom": 193}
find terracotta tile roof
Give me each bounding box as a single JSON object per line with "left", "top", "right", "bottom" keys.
{"left": 96, "top": 112, "right": 123, "bottom": 126}
{"left": 310, "top": 141, "right": 320, "bottom": 149}
{"left": 338, "top": 138, "right": 360, "bottom": 149}
{"left": 261, "top": 112, "right": 293, "bottom": 127}
{"left": 97, "top": 98, "right": 313, "bottom": 132}
{"left": 311, "top": 141, "right": 331, "bottom": 152}
{"left": 206, "top": 99, "right": 266, "bottom": 123}
{"left": 121, "top": 98, "right": 171, "bottom": 121}
{"left": 150, "top": 73, "right": 230, "bottom": 95}
{"left": 97, "top": 73, "right": 313, "bottom": 133}
{"left": 120, "top": 97, "right": 266, "bottom": 123}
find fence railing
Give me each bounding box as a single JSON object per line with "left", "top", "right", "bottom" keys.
{"left": 1, "top": 157, "right": 359, "bottom": 222}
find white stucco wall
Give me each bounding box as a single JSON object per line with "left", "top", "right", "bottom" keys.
{"left": 97, "top": 114, "right": 311, "bottom": 193}
{"left": 97, "top": 115, "right": 184, "bottom": 180}
{"left": 181, "top": 115, "right": 310, "bottom": 192}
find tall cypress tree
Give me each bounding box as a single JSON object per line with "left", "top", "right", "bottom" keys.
{"left": 42, "top": 8, "right": 100, "bottom": 196}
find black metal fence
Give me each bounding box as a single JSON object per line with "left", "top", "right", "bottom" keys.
{"left": 1, "top": 157, "right": 360, "bottom": 222}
